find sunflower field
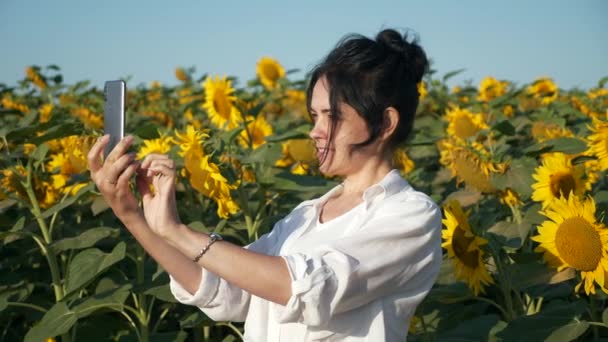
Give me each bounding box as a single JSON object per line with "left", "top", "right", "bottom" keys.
{"left": 1, "top": 60, "right": 607, "bottom": 342}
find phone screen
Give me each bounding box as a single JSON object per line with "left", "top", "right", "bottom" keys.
{"left": 103, "top": 80, "right": 126, "bottom": 158}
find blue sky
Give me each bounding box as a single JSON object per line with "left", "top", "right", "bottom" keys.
{"left": 1, "top": 0, "right": 606, "bottom": 90}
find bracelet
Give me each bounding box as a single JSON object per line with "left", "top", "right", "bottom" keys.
{"left": 193, "top": 232, "right": 223, "bottom": 263}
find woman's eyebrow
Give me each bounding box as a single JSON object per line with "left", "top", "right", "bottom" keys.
{"left": 309, "top": 108, "right": 331, "bottom": 114}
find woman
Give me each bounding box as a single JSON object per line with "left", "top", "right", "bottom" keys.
{"left": 88, "top": 28, "right": 442, "bottom": 341}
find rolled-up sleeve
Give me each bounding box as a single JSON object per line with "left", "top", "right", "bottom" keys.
{"left": 273, "top": 194, "right": 442, "bottom": 327}
{"left": 169, "top": 220, "right": 286, "bottom": 322}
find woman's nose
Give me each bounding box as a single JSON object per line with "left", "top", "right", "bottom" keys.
{"left": 309, "top": 118, "right": 326, "bottom": 140}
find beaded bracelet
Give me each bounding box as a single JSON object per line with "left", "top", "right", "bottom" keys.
{"left": 193, "top": 232, "right": 223, "bottom": 263}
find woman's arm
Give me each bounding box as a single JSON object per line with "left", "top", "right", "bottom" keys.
{"left": 87, "top": 135, "right": 292, "bottom": 305}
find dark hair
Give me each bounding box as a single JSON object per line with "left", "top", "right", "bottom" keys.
{"left": 306, "top": 28, "right": 428, "bottom": 152}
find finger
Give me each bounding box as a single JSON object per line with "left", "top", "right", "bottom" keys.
{"left": 146, "top": 159, "right": 176, "bottom": 177}
{"left": 150, "top": 164, "right": 177, "bottom": 195}
{"left": 106, "top": 135, "right": 135, "bottom": 164}
{"left": 106, "top": 153, "right": 137, "bottom": 184}
{"left": 88, "top": 135, "right": 109, "bottom": 174}
{"left": 116, "top": 160, "right": 140, "bottom": 188}
{"left": 141, "top": 153, "right": 170, "bottom": 169}
{"left": 136, "top": 171, "right": 154, "bottom": 201}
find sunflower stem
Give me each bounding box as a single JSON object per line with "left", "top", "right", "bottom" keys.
{"left": 489, "top": 243, "right": 517, "bottom": 321}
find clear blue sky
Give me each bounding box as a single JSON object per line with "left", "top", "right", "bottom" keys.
{"left": 2, "top": 0, "right": 606, "bottom": 90}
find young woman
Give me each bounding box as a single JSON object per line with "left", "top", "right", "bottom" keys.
{"left": 88, "top": 28, "right": 442, "bottom": 341}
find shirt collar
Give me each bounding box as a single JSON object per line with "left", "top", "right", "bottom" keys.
{"left": 311, "top": 169, "right": 410, "bottom": 209}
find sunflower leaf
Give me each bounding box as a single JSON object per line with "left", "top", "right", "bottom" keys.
{"left": 496, "top": 300, "right": 587, "bottom": 342}
{"left": 438, "top": 314, "right": 501, "bottom": 341}
{"left": 492, "top": 120, "right": 516, "bottom": 136}
{"left": 487, "top": 221, "right": 531, "bottom": 249}
{"left": 524, "top": 137, "right": 588, "bottom": 156}
{"left": 24, "top": 302, "right": 78, "bottom": 342}
{"left": 491, "top": 157, "right": 536, "bottom": 198}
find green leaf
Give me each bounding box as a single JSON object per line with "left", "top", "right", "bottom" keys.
{"left": 544, "top": 321, "right": 589, "bottom": 342}
{"left": 239, "top": 142, "right": 283, "bottom": 164}
{"left": 41, "top": 183, "right": 94, "bottom": 219}
{"left": 259, "top": 169, "right": 333, "bottom": 192}
{"left": 72, "top": 284, "right": 132, "bottom": 318}
{"left": 487, "top": 220, "right": 531, "bottom": 249}
{"left": 30, "top": 144, "right": 49, "bottom": 169}
{"left": 492, "top": 120, "right": 516, "bottom": 136}
{"left": 265, "top": 124, "right": 312, "bottom": 142}
{"left": 524, "top": 137, "right": 588, "bottom": 156}
{"left": 603, "top": 307, "right": 608, "bottom": 325}
{"left": 594, "top": 190, "right": 608, "bottom": 205}
{"left": 24, "top": 302, "right": 77, "bottom": 342}
{"left": 65, "top": 242, "right": 127, "bottom": 295}
{"left": 491, "top": 157, "right": 536, "bottom": 197}
{"left": 496, "top": 300, "right": 587, "bottom": 342}
{"left": 442, "top": 68, "right": 466, "bottom": 82}
{"left": 438, "top": 314, "right": 501, "bottom": 341}
{"left": 179, "top": 310, "right": 210, "bottom": 328}
{"left": 1, "top": 216, "right": 26, "bottom": 244}
{"left": 145, "top": 284, "right": 177, "bottom": 303}
{"left": 52, "top": 226, "right": 119, "bottom": 252}
{"left": 150, "top": 331, "right": 189, "bottom": 342}
{"left": 509, "top": 262, "right": 575, "bottom": 291}
{"left": 0, "top": 283, "right": 34, "bottom": 311}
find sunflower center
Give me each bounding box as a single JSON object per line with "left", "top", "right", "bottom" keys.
{"left": 454, "top": 116, "right": 479, "bottom": 139}
{"left": 452, "top": 227, "right": 480, "bottom": 268}
{"left": 549, "top": 172, "right": 576, "bottom": 198}
{"left": 213, "top": 92, "right": 231, "bottom": 119}
{"left": 263, "top": 65, "right": 279, "bottom": 80}
{"left": 554, "top": 217, "right": 601, "bottom": 271}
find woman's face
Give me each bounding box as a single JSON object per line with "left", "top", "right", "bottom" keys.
{"left": 308, "top": 76, "right": 374, "bottom": 176}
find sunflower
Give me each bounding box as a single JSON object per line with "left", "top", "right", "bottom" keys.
{"left": 137, "top": 132, "right": 174, "bottom": 160}
{"left": 26, "top": 66, "right": 47, "bottom": 89}
{"left": 530, "top": 121, "right": 573, "bottom": 143}
{"left": 39, "top": 103, "right": 53, "bottom": 123}
{"left": 527, "top": 77, "right": 558, "bottom": 105}
{"left": 442, "top": 200, "right": 494, "bottom": 295}
{"left": 417, "top": 81, "right": 427, "bottom": 100}
{"left": 445, "top": 106, "right": 489, "bottom": 140}
{"left": 477, "top": 76, "right": 508, "bottom": 102}
{"left": 1, "top": 95, "right": 30, "bottom": 113}
{"left": 202, "top": 75, "right": 241, "bottom": 130}
{"left": 531, "top": 153, "right": 589, "bottom": 208}
{"left": 256, "top": 57, "right": 285, "bottom": 90}
{"left": 393, "top": 149, "right": 415, "bottom": 175}
{"left": 531, "top": 195, "right": 608, "bottom": 295}
{"left": 499, "top": 188, "right": 522, "bottom": 208}
{"left": 239, "top": 115, "right": 273, "bottom": 149}
{"left": 438, "top": 139, "right": 505, "bottom": 193}
{"left": 275, "top": 139, "right": 316, "bottom": 175}
{"left": 70, "top": 107, "right": 103, "bottom": 129}
{"left": 174, "top": 125, "right": 208, "bottom": 157}
{"left": 175, "top": 67, "right": 189, "bottom": 82}
{"left": 283, "top": 89, "right": 308, "bottom": 120}
{"left": 586, "top": 116, "right": 608, "bottom": 171}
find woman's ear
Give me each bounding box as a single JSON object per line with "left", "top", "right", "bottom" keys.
{"left": 382, "top": 107, "right": 400, "bottom": 141}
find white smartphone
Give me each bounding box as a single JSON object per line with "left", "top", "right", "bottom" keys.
{"left": 103, "top": 80, "right": 126, "bottom": 159}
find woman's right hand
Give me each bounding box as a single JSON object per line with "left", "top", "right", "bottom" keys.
{"left": 136, "top": 153, "right": 182, "bottom": 239}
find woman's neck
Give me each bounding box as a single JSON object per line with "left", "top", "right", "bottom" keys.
{"left": 340, "top": 159, "right": 393, "bottom": 196}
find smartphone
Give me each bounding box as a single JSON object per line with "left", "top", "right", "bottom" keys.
{"left": 103, "top": 80, "right": 126, "bottom": 159}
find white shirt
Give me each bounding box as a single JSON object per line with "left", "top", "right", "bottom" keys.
{"left": 170, "top": 169, "right": 442, "bottom": 341}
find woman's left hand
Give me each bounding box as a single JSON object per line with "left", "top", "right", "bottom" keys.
{"left": 88, "top": 135, "right": 142, "bottom": 222}
{"left": 136, "top": 153, "right": 182, "bottom": 239}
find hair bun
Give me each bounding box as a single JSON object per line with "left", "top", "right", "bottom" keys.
{"left": 376, "top": 29, "right": 428, "bottom": 83}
